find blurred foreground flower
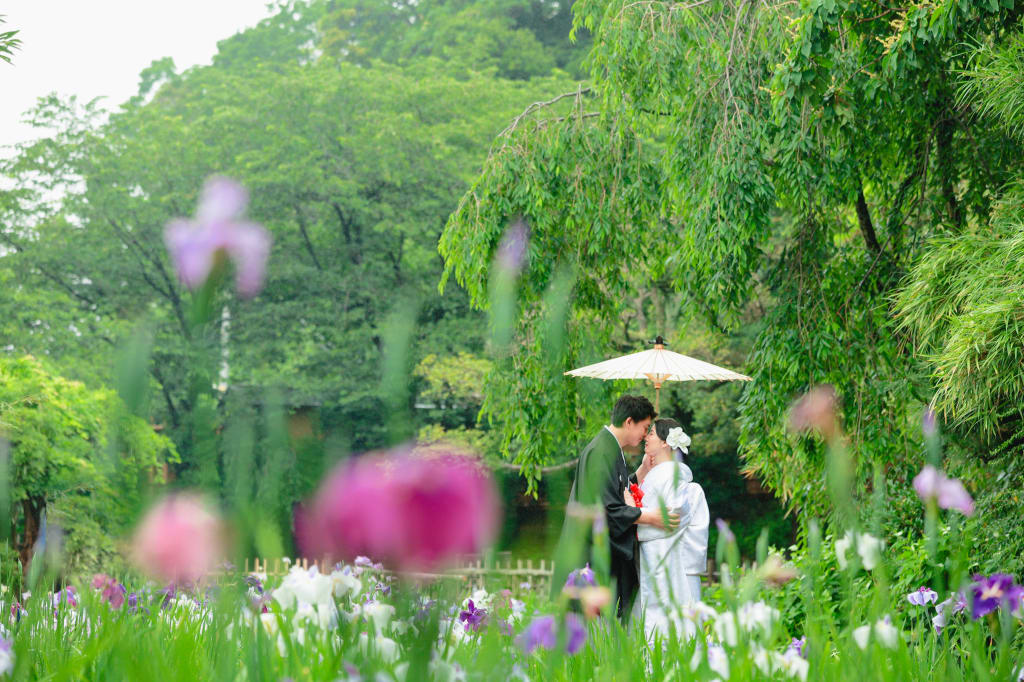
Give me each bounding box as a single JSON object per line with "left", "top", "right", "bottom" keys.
{"left": 0, "top": 636, "right": 12, "bottom": 676}
{"left": 759, "top": 554, "right": 799, "bottom": 588}
{"left": 690, "top": 640, "right": 730, "bottom": 680}
{"left": 835, "top": 530, "right": 882, "bottom": 570}
{"left": 789, "top": 385, "right": 839, "bottom": 440}
{"left": 853, "top": 616, "right": 899, "bottom": 649}
{"left": 164, "top": 176, "right": 271, "bottom": 297}
{"left": 516, "top": 613, "right": 586, "bottom": 655}
{"left": 564, "top": 563, "right": 595, "bottom": 588}
{"left": 913, "top": 465, "right": 974, "bottom": 516}
{"left": 715, "top": 518, "right": 735, "bottom": 544}
{"left": 969, "top": 573, "right": 1024, "bottom": 619}
{"left": 296, "top": 445, "right": 499, "bottom": 573}
{"left": 132, "top": 493, "right": 225, "bottom": 584}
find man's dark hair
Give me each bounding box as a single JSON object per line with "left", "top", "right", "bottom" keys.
{"left": 610, "top": 395, "right": 656, "bottom": 426}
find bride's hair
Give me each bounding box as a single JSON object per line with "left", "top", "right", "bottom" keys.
{"left": 653, "top": 418, "right": 684, "bottom": 461}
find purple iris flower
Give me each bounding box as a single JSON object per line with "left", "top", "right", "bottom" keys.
{"left": 164, "top": 177, "right": 271, "bottom": 298}
{"left": 10, "top": 602, "right": 24, "bottom": 621}
{"left": 906, "top": 586, "right": 939, "bottom": 606}
{"left": 786, "top": 636, "right": 807, "bottom": 658}
{"left": 414, "top": 599, "right": 436, "bottom": 622}
{"left": 53, "top": 586, "right": 78, "bottom": 608}
{"left": 565, "top": 563, "right": 596, "bottom": 588}
{"left": 516, "top": 615, "right": 557, "bottom": 654}
{"left": 459, "top": 599, "right": 488, "bottom": 633}
{"left": 715, "top": 518, "right": 736, "bottom": 544}
{"left": 516, "top": 614, "right": 587, "bottom": 655}
{"left": 969, "top": 573, "right": 1024, "bottom": 619}
{"left": 496, "top": 218, "right": 529, "bottom": 274}
{"left": 158, "top": 584, "right": 177, "bottom": 608}
{"left": 912, "top": 465, "right": 975, "bottom": 516}
{"left": 932, "top": 593, "right": 967, "bottom": 633}
{"left": 244, "top": 574, "right": 264, "bottom": 595}
{"left": 565, "top": 613, "right": 587, "bottom": 655}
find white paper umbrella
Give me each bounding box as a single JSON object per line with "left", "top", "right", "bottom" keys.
{"left": 564, "top": 336, "right": 751, "bottom": 411}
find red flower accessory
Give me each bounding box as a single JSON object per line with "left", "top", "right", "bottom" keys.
{"left": 629, "top": 483, "right": 644, "bottom": 507}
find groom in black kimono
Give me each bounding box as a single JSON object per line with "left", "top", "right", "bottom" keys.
{"left": 554, "top": 394, "right": 679, "bottom": 621}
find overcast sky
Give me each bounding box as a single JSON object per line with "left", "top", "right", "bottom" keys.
{"left": 1, "top": 0, "right": 277, "bottom": 149}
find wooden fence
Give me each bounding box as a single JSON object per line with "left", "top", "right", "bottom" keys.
{"left": 242, "top": 555, "right": 555, "bottom": 592}
{"left": 240, "top": 555, "right": 717, "bottom": 592}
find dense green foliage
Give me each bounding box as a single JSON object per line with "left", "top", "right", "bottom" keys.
{"left": 0, "top": 355, "right": 174, "bottom": 575}
{"left": 439, "top": 0, "right": 1024, "bottom": 531}
{"left": 0, "top": 1, "right": 587, "bottom": 553}
{"left": 0, "top": 14, "right": 19, "bottom": 65}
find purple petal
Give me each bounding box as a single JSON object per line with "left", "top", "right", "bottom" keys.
{"left": 198, "top": 177, "right": 248, "bottom": 223}
{"left": 922, "top": 408, "right": 937, "bottom": 438}
{"left": 936, "top": 478, "right": 974, "bottom": 516}
{"left": 565, "top": 613, "right": 587, "bottom": 654}
{"left": 912, "top": 465, "right": 941, "bottom": 502}
{"left": 225, "top": 222, "right": 271, "bottom": 298}
{"left": 495, "top": 218, "right": 529, "bottom": 273}
{"left": 164, "top": 219, "right": 216, "bottom": 290}
{"left": 715, "top": 518, "right": 735, "bottom": 543}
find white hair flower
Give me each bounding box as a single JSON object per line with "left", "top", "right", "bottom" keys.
{"left": 666, "top": 427, "right": 691, "bottom": 454}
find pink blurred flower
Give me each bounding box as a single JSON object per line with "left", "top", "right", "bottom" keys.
{"left": 164, "top": 177, "right": 271, "bottom": 297}
{"left": 789, "top": 385, "right": 839, "bottom": 440}
{"left": 296, "top": 445, "right": 500, "bottom": 573}
{"left": 913, "top": 465, "right": 975, "bottom": 516}
{"left": 132, "top": 494, "right": 225, "bottom": 584}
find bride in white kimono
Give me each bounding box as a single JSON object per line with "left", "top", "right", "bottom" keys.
{"left": 630, "top": 417, "right": 709, "bottom": 641}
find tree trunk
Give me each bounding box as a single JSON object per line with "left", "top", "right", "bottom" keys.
{"left": 17, "top": 495, "right": 45, "bottom": 574}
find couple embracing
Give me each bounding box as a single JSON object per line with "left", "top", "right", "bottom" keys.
{"left": 555, "top": 395, "right": 709, "bottom": 640}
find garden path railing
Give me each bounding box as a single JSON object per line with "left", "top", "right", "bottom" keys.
{"left": 240, "top": 555, "right": 718, "bottom": 593}
{"left": 241, "top": 555, "right": 556, "bottom": 592}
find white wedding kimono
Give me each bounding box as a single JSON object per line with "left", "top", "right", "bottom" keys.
{"left": 632, "top": 460, "right": 709, "bottom": 641}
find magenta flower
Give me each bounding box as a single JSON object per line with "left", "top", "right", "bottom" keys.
{"left": 296, "top": 445, "right": 500, "bottom": 574}
{"left": 164, "top": 177, "right": 271, "bottom": 297}
{"left": 969, "top": 573, "right": 1024, "bottom": 619}
{"left": 91, "top": 574, "right": 127, "bottom": 609}
{"left": 132, "top": 493, "right": 225, "bottom": 584}
{"left": 913, "top": 465, "right": 975, "bottom": 516}
{"left": 906, "top": 586, "right": 939, "bottom": 606}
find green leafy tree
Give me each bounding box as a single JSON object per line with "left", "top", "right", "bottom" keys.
{"left": 440, "top": 0, "right": 1024, "bottom": 515}
{"left": 0, "top": 0, "right": 585, "bottom": 538}
{"left": 0, "top": 355, "right": 175, "bottom": 571}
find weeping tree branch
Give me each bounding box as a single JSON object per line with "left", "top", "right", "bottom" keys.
{"left": 855, "top": 184, "right": 881, "bottom": 254}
